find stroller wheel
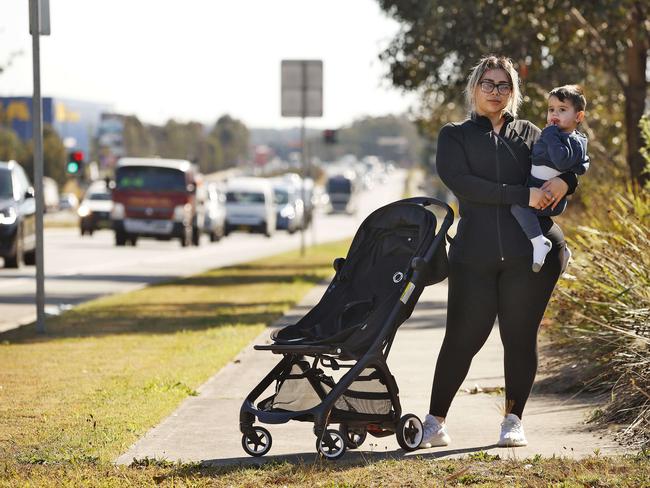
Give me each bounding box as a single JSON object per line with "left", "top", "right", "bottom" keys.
{"left": 339, "top": 424, "right": 367, "bottom": 449}
{"left": 317, "top": 429, "right": 347, "bottom": 460}
{"left": 241, "top": 426, "right": 272, "bottom": 457}
{"left": 396, "top": 414, "right": 424, "bottom": 451}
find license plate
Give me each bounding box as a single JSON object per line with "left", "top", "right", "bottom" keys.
{"left": 124, "top": 219, "right": 173, "bottom": 234}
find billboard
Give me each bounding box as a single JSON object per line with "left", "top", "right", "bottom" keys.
{"left": 0, "top": 96, "right": 111, "bottom": 156}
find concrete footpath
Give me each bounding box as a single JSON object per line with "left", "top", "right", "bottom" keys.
{"left": 116, "top": 280, "right": 629, "bottom": 466}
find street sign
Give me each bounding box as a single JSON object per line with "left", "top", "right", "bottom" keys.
{"left": 281, "top": 60, "right": 323, "bottom": 117}
{"left": 29, "top": 0, "right": 51, "bottom": 36}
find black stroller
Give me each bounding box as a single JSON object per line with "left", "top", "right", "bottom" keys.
{"left": 239, "top": 197, "right": 453, "bottom": 459}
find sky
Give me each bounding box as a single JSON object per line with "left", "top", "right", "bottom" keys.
{"left": 0, "top": 0, "right": 418, "bottom": 129}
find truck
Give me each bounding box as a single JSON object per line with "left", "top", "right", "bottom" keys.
{"left": 111, "top": 158, "right": 202, "bottom": 247}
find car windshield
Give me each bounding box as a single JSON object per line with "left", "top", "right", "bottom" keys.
{"left": 327, "top": 178, "right": 351, "bottom": 194}
{"left": 226, "top": 191, "right": 265, "bottom": 203}
{"left": 116, "top": 166, "right": 186, "bottom": 192}
{"left": 273, "top": 189, "right": 289, "bottom": 205}
{"left": 88, "top": 192, "right": 111, "bottom": 201}
{"left": 0, "top": 169, "right": 13, "bottom": 198}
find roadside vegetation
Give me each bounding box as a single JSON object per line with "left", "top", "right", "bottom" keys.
{"left": 542, "top": 116, "right": 650, "bottom": 449}
{"left": 0, "top": 240, "right": 348, "bottom": 481}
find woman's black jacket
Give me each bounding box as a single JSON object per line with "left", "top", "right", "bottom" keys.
{"left": 436, "top": 112, "right": 577, "bottom": 264}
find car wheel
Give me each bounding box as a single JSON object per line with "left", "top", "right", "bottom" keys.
{"left": 4, "top": 229, "right": 24, "bottom": 269}
{"left": 24, "top": 248, "right": 36, "bottom": 266}
{"left": 115, "top": 230, "right": 127, "bottom": 246}
{"left": 180, "top": 225, "right": 192, "bottom": 247}
{"left": 191, "top": 225, "right": 200, "bottom": 246}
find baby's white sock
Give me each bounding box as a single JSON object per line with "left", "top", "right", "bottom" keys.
{"left": 531, "top": 235, "right": 552, "bottom": 272}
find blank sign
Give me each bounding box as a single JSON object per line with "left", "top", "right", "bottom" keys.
{"left": 281, "top": 60, "right": 323, "bottom": 118}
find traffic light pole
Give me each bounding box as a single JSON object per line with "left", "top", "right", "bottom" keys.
{"left": 30, "top": 0, "right": 46, "bottom": 333}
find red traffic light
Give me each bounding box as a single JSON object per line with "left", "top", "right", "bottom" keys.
{"left": 71, "top": 151, "right": 84, "bottom": 163}
{"left": 323, "top": 129, "right": 338, "bottom": 144}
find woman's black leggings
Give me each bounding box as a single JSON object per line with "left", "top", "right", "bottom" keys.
{"left": 429, "top": 246, "right": 562, "bottom": 419}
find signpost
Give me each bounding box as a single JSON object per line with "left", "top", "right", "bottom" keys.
{"left": 29, "top": 0, "right": 50, "bottom": 333}
{"left": 281, "top": 60, "right": 323, "bottom": 257}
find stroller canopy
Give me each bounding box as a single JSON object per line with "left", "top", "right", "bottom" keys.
{"left": 272, "top": 199, "right": 447, "bottom": 356}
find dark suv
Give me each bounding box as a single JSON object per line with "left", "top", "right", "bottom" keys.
{"left": 0, "top": 161, "right": 36, "bottom": 268}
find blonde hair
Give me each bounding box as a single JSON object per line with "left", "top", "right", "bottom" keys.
{"left": 464, "top": 55, "right": 523, "bottom": 117}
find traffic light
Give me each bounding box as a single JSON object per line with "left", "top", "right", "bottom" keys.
{"left": 323, "top": 129, "right": 338, "bottom": 144}
{"left": 66, "top": 150, "right": 84, "bottom": 175}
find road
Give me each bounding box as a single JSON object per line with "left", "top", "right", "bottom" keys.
{"left": 0, "top": 171, "right": 406, "bottom": 332}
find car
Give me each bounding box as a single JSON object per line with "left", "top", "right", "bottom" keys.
{"left": 58, "top": 192, "right": 79, "bottom": 211}
{"left": 42, "top": 176, "right": 59, "bottom": 213}
{"left": 0, "top": 160, "right": 36, "bottom": 268}
{"left": 224, "top": 177, "right": 276, "bottom": 237}
{"left": 325, "top": 171, "right": 359, "bottom": 214}
{"left": 78, "top": 180, "right": 113, "bottom": 236}
{"left": 112, "top": 157, "right": 202, "bottom": 247}
{"left": 272, "top": 180, "right": 304, "bottom": 233}
{"left": 200, "top": 182, "right": 226, "bottom": 242}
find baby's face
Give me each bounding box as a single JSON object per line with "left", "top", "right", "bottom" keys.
{"left": 546, "top": 96, "right": 584, "bottom": 132}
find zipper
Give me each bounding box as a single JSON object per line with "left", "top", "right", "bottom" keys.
{"left": 493, "top": 132, "right": 505, "bottom": 262}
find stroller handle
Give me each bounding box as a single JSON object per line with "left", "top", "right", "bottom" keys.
{"left": 397, "top": 196, "right": 454, "bottom": 224}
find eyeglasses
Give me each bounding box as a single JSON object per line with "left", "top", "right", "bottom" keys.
{"left": 479, "top": 80, "right": 512, "bottom": 96}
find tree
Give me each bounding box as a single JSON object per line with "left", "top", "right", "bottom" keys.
{"left": 0, "top": 127, "right": 24, "bottom": 162}
{"left": 377, "top": 0, "right": 649, "bottom": 187}
{"left": 123, "top": 115, "right": 155, "bottom": 157}
{"left": 212, "top": 115, "right": 250, "bottom": 167}
{"left": 20, "top": 125, "right": 66, "bottom": 185}
{"left": 309, "top": 114, "right": 425, "bottom": 164}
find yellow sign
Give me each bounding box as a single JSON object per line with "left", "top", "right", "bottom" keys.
{"left": 1, "top": 100, "right": 31, "bottom": 122}
{"left": 55, "top": 102, "right": 81, "bottom": 123}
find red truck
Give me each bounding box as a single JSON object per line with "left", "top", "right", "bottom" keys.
{"left": 111, "top": 157, "right": 202, "bottom": 247}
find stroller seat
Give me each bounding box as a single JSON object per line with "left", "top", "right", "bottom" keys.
{"left": 269, "top": 200, "right": 446, "bottom": 354}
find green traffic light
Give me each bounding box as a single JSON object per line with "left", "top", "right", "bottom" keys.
{"left": 66, "top": 161, "right": 80, "bottom": 174}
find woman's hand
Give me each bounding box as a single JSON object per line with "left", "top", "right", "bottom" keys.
{"left": 540, "top": 177, "right": 569, "bottom": 210}
{"left": 529, "top": 188, "right": 550, "bottom": 209}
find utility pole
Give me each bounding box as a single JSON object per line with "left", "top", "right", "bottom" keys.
{"left": 29, "top": 0, "right": 50, "bottom": 333}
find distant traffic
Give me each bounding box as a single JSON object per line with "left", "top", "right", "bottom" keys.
{"left": 0, "top": 155, "right": 397, "bottom": 268}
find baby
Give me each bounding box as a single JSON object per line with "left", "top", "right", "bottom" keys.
{"left": 511, "top": 85, "right": 589, "bottom": 272}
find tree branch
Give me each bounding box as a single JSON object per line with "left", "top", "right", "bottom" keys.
{"left": 569, "top": 7, "right": 627, "bottom": 90}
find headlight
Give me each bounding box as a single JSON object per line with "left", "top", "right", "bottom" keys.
{"left": 280, "top": 205, "right": 295, "bottom": 218}
{"left": 111, "top": 202, "right": 125, "bottom": 220}
{"left": 78, "top": 205, "right": 91, "bottom": 217}
{"left": 173, "top": 204, "right": 191, "bottom": 222}
{"left": 0, "top": 207, "right": 17, "bottom": 225}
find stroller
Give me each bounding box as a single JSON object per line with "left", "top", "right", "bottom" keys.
{"left": 239, "top": 197, "right": 453, "bottom": 459}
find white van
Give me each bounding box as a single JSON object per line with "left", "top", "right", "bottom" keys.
{"left": 224, "top": 177, "right": 276, "bottom": 237}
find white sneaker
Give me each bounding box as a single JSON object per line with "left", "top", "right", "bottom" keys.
{"left": 419, "top": 414, "right": 451, "bottom": 448}
{"left": 497, "top": 413, "right": 528, "bottom": 447}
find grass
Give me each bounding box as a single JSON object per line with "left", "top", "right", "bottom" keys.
{"left": 0, "top": 239, "right": 349, "bottom": 471}
{"left": 1, "top": 451, "right": 648, "bottom": 487}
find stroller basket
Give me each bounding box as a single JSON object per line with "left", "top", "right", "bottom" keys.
{"left": 258, "top": 361, "right": 392, "bottom": 416}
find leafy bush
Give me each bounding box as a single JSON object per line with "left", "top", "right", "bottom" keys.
{"left": 545, "top": 117, "right": 650, "bottom": 448}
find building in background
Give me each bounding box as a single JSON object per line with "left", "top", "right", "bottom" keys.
{"left": 0, "top": 96, "right": 111, "bottom": 157}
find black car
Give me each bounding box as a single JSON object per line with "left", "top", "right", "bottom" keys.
{"left": 0, "top": 161, "right": 36, "bottom": 268}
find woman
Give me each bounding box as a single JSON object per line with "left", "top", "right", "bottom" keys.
{"left": 420, "top": 55, "right": 576, "bottom": 448}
